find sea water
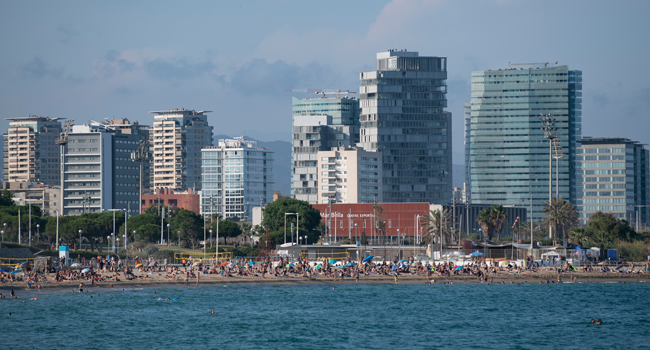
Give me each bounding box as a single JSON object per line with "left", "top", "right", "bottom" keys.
{"left": 1, "top": 282, "right": 648, "bottom": 349}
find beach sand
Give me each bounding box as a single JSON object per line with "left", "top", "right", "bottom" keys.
{"left": 2, "top": 271, "right": 648, "bottom": 292}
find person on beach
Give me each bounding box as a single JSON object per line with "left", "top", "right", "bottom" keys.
{"left": 79, "top": 283, "right": 84, "bottom": 293}
{"left": 394, "top": 273, "right": 398, "bottom": 284}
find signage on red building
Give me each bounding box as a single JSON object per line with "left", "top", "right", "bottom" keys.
{"left": 312, "top": 203, "right": 431, "bottom": 240}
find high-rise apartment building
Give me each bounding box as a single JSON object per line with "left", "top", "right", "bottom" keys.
{"left": 3, "top": 116, "right": 62, "bottom": 187}
{"left": 463, "top": 101, "right": 472, "bottom": 200}
{"left": 291, "top": 96, "right": 360, "bottom": 204}
{"left": 62, "top": 120, "right": 147, "bottom": 215}
{"left": 201, "top": 137, "right": 274, "bottom": 220}
{"left": 469, "top": 65, "right": 582, "bottom": 221}
{"left": 358, "top": 49, "right": 451, "bottom": 204}
{"left": 150, "top": 109, "right": 213, "bottom": 191}
{"left": 317, "top": 146, "right": 382, "bottom": 204}
{"left": 578, "top": 137, "right": 649, "bottom": 227}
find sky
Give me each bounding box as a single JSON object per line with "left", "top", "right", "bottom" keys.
{"left": 1, "top": 0, "right": 649, "bottom": 165}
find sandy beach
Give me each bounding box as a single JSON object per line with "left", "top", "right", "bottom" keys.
{"left": 2, "top": 270, "right": 648, "bottom": 293}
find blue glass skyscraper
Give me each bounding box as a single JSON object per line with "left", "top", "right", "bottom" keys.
{"left": 469, "top": 65, "right": 582, "bottom": 221}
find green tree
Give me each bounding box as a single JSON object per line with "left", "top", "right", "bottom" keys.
{"left": 477, "top": 208, "right": 495, "bottom": 240}
{"left": 261, "top": 198, "right": 321, "bottom": 239}
{"left": 583, "top": 211, "right": 636, "bottom": 245}
{"left": 489, "top": 205, "right": 508, "bottom": 241}
{"left": 133, "top": 223, "right": 162, "bottom": 242}
{"left": 216, "top": 220, "right": 242, "bottom": 238}
{"left": 421, "top": 209, "right": 452, "bottom": 244}
{"left": 543, "top": 197, "right": 578, "bottom": 241}
{"left": 0, "top": 189, "right": 15, "bottom": 207}
{"left": 168, "top": 208, "right": 202, "bottom": 246}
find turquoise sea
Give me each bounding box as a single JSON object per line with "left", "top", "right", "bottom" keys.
{"left": 1, "top": 281, "right": 649, "bottom": 349}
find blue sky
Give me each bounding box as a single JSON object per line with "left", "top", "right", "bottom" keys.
{"left": 1, "top": 0, "right": 649, "bottom": 164}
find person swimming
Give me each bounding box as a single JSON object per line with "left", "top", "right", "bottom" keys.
{"left": 596, "top": 319, "right": 602, "bottom": 325}
{"left": 590, "top": 318, "right": 595, "bottom": 324}
{"left": 79, "top": 283, "right": 84, "bottom": 293}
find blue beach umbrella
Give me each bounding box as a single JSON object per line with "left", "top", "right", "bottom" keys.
{"left": 329, "top": 259, "right": 337, "bottom": 265}
{"left": 469, "top": 250, "right": 485, "bottom": 257}
{"left": 249, "top": 262, "right": 255, "bottom": 266}
{"left": 362, "top": 255, "right": 374, "bottom": 263}
{"left": 0, "top": 269, "right": 9, "bottom": 272}
{"left": 392, "top": 265, "right": 398, "bottom": 270}
{"left": 314, "top": 265, "right": 322, "bottom": 270}
{"left": 399, "top": 259, "right": 407, "bottom": 263}
{"left": 10, "top": 270, "right": 22, "bottom": 275}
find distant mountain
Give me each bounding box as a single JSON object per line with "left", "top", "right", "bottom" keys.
{"left": 214, "top": 135, "right": 292, "bottom": 196}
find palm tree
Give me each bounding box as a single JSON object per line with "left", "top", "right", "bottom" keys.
{"left": 421, "top": 209, "right": 452, "bottom": 245}
{"left": 476, "top": 208, "right": 494, "bottom": 240}
{"left": 489, "top": 205, "right": 508, "bottom": 241}
{"left": 543, "top": 197, "right": 578, "bottom": 241}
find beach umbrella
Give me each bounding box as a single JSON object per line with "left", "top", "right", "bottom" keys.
{"left": 392, "top": 265, "right": 397, "bottom": 270}
{"left": 399, "top": 259, "right": 407, "bottom": 263}
{"left": 469, "top": 250, "right": 485, "bottom": 257}
{"left": 81, "top": 268, "right": 91, "bottom": 274}
{"left": 345, "top": 262, "right": 356, "bottom": 267}
{"left": 362, "top": 255, "right": 374, "bottom": 263}
{"left": 454, "top": 266, "right": 463, "bottom": 271}
{"left": 249, "top": 262, "right": 255, "bottom": 266}
{"left": 221, "top": 262, "right": 229, "bottom": 266}
{"left": 10, "top": 270, "right": 22, "bottom": 275}
{"left": 329, "top": 259, "right": 337, "bottom": 265}
{"left": 0, "top": 269, "right": 8, "bottom": 272}
{"left": 314, "top": 264, "right": 322, "bottom": 270}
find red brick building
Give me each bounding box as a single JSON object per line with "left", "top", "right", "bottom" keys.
{"left": 142, "top": 189, "right": 200, "bottom": 215}
{"left": 312, "top": 203, "right": 431, "bottom": 242}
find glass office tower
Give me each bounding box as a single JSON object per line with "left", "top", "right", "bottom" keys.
{"left": 469, "top": 65, "right": 582, "bottom": 221}
{"left": 578, "top": 137, "right": 649, "bottom": 227}
{"left": 358, "top": 50, "right": 451, "bottom": 204}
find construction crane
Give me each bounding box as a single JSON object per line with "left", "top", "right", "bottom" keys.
{"left": 284, "top": 89, "right": 356, "bottom": 98}
{"left": 508, "top": 61, "right": 558, "bottom": 68}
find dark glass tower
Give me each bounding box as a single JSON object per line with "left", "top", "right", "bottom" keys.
{"left": 358, "top": 50, "right": 451, "bottom": 204}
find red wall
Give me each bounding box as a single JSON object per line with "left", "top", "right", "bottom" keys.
{"left": 142, "top": 189, "right": 201, "bottom": 215}
{"left": 312, "top": 203, "right": 430, "bottom": 239}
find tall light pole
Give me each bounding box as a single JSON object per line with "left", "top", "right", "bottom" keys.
{"left": 78, "top": 229, "right": 82, "bottom": 250}
{"left": 167, "top": 223, "right": 170, "bottom": 247}
{"left": 57, "top": 119, "right": 73, "bottom": 217}
{"left": 36, "top": 224, "right": 39, "bottom": 243}
{"left": 3, "top": 222, "right": 6, "bottom": 244}
{"left": 105, "top": 209, "right": 124, "bottom": 253}
{"left": 284, "top": 213, "right": 298, "bottom": 244}
{"left": 160, "top": 206, "right": 165, "bottom": 245}
{"left": 53, "top": 210, "right": 59, "bottom": 250}
{"left": 539, "top": 113, "right": 557, "bottom": 204}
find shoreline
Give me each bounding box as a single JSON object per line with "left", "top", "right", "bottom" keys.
{"left": 2, "top": 272, "right": 648, "bottom": 293}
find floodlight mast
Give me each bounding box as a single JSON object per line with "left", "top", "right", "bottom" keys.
{"left": 56, "top": 120, "right": 74, "bottom": 216}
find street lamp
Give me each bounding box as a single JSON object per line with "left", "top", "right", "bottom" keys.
{"left": 78, "top": 230, "right": 82, "bottom": 250}
{"left": 117, "top": 238, "right": 120, "bottom": 253}
{"left": 167, "top": 223, "right": 170, "bottom": 247}
{"left": 36, "top": 224, "right": 39, "bottom": 243}
{"left": 1, "top": 230, "right": 3, "bottom": 243}
{"left": 209, "top": 229, "right": 213, "bottom": 248}
{"left": 304, "top": 235, "right": 308, "bottom": 245}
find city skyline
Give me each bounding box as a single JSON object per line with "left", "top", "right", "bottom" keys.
{"left": 1, "top": 0, "right": 649, "bottom": 168}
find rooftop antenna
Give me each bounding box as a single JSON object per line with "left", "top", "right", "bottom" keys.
{"left": 508, "top": 61, "right": 558, "bottom": 68}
